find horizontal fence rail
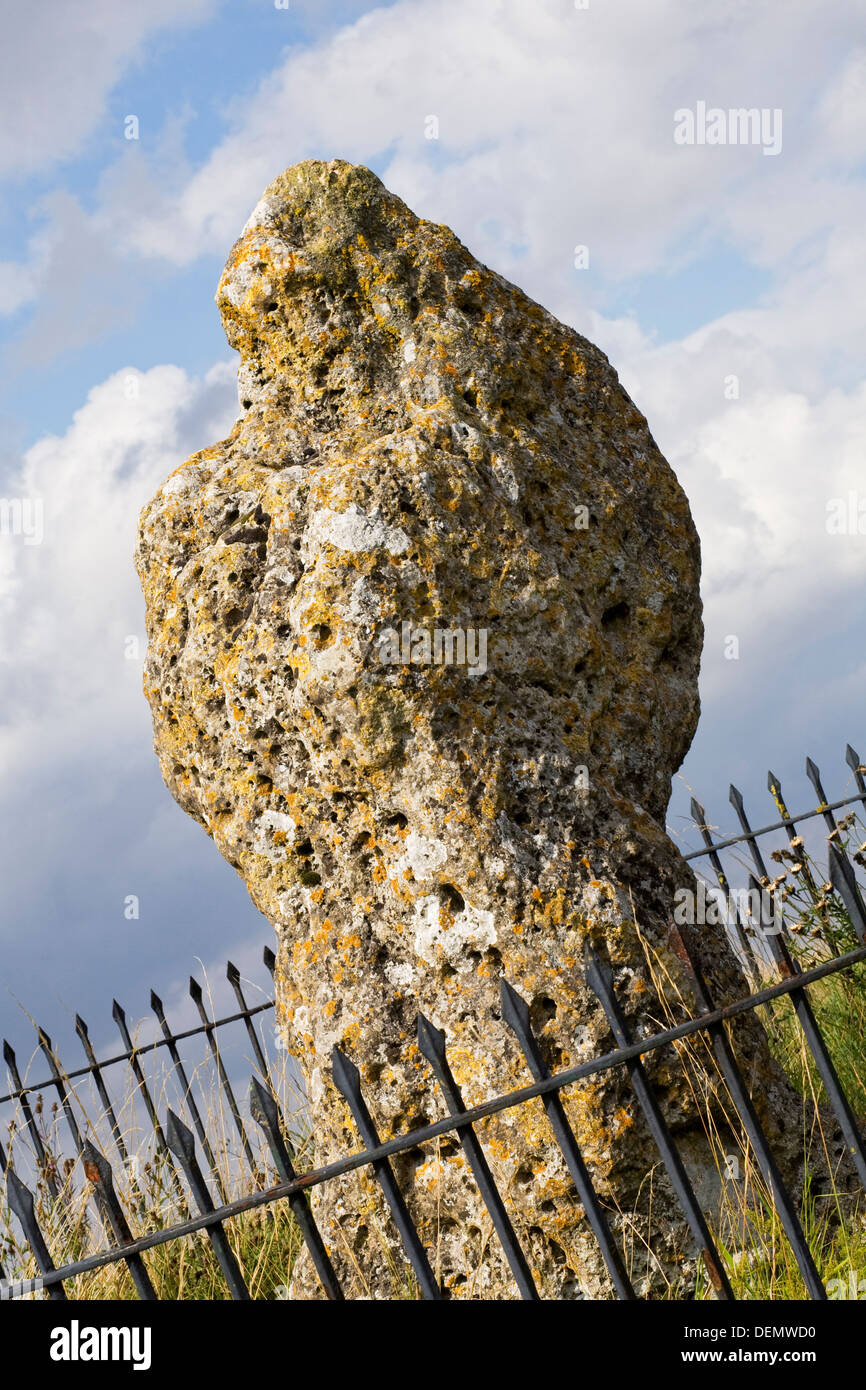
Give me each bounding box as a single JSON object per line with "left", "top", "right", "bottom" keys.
{"left": 2, "top": 743, "right": 866, "bottom": 1301}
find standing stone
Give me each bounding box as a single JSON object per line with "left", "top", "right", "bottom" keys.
{"left": 137, "top": 160, "right": 803, "bottom": 1298}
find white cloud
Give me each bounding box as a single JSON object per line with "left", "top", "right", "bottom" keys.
{"left": 0, "top": 191, "right": 144, "bottom": 351}
{"left": 608, "top": 310, "right": 866, "bottom": 694}
{"left": 0, "top": 0, "right": 215, "bottom": 179}
{"left": 815, "top": 48, "right": 866, "bottom": 166}
{"left": 109, "top": 0, "right": 863, "bottom": 290}
{"left": 0, "top": 250, "right": 44, "bottom": 317}
{"left": 0, "top": 361, "right": 238, "bottom": 781}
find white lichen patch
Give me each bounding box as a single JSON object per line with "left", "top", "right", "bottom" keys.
{"left": 242, "top": 194, "right": 283, "bottom": 233}
{"left": 161, "top": 465, "right": 205, "bottom": 499}
{"left": 305, "top": 503, "right": 410, "bottom": 558}
{"left": 393, "top": 830, "right": 448, "bottom": 884}
{"left": 412, "top": 895, "right": 497, "bottom": 971}
{"left": 491, "top": 454, "right": 520, "bottom": 501}
{"left": 253, "top": 809, "right": 297, "bottom": 860}
{"left": 385, "top": 959, "right": 415, "bottom": 991}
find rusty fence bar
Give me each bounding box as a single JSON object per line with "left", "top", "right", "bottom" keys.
{"left": 2, "top": 743, "right": 866, "bottom": 1301}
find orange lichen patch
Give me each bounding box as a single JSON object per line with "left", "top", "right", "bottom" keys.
{"left": 613, "top": 1106, "right": 634, "bottom": 1133}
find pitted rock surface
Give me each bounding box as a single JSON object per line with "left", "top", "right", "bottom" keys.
{"left": 137, "top": 160, "right": 802, "bottom": 1298}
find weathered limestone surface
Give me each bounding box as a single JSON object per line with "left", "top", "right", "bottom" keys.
{"left": 137, "top": 160, "right": 806, "bottom": 1298}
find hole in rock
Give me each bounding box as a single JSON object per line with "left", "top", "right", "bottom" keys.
{"left": 530, "top": 678, "right": 556, "bottom": 697}
{"left": 397, "top": 490, "right": 417, "bottom": 516}
{"left": 531, "top": 995, "right": 557, "bottom": 1028}
{"left": 601, "top": 600, "right": 629, "bottom": 628}
{"left": 393, "top": 1146, "right": 427, "bottom": 1184}
{"left": 439, "top": 883, "right": 465, "bottom": 914}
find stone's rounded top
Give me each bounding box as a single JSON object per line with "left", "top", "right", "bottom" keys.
{"left": 219, "top": 160, "right": 420, "bottom": 364}
{"left": 238, "top": 159, "right": 414, "bottom": 242}
{"left": 215, "top": 157, "right": 622, "bottom": 444}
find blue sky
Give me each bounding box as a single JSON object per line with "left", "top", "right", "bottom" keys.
{"left": 1, "top": 0, "right": 865, "bottom": 1070}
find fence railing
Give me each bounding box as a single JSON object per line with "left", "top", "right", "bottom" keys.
{"left": 0, "top": 948, "right": 280, "bottom": 1201}
{"left": 2, "top": 742, "right": 866, "bottom": 1301}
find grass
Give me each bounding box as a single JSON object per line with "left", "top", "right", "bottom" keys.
{"left": 1, "top": 972, "right": 312, "bottom": 1301}
{"left": 675, "top": 807, "right": 866, "bottom": 1299}
{"left": 3, "top": 814, "right": 866, "bottom": 1300}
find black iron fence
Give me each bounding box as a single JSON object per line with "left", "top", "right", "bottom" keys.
{"left": 3, "top": 743, "right": 866, "bottom": 1301}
